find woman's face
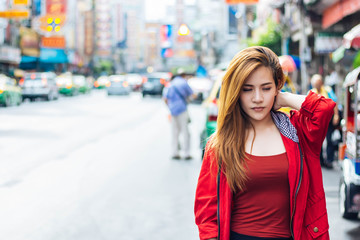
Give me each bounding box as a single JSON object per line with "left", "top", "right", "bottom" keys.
{"left": 239, "top": 66, "right": 278, "bottom": 124}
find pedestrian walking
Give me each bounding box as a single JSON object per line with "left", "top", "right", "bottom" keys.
{"left": 163, "top": 69, "right": 195, "bottom": 160}
{"left": 194, "top": 46, "right": 335, "bottom": 240}
{"left": 310, "top": 74, "right": 340, "bottom": 169}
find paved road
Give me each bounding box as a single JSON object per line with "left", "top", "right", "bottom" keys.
{"left": 0, "top": 90, "right": 359, "bottom": 240}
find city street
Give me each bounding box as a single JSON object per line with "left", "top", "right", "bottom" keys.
{"left": 0, "top": 90, "right": 359, "bottom": 240}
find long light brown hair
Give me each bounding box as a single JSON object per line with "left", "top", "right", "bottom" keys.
{"left": 210, "top": 46, "right": 285, "bottom": 192}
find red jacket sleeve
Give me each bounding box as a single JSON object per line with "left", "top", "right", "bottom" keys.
{"left": 290, "top": 91, "right": 336, "bottom": 157}
{"left": 194, "top": 142, "right": 218, "bottom": 240}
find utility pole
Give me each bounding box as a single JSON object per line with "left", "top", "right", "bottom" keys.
{"left": 299, "top": 0, "right": 309, "bottom": 94}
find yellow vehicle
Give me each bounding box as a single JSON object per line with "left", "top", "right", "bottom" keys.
{"left": 0, "top": 74, "right": 22, "bottom": 107}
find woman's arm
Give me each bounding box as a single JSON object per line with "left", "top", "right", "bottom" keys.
{"left": 276, "top": 91, "right": 336, "bottom": 156}
{"left": 194, "top": 143, "right": 219, "bottom": 240}
{"left": 274, "top": 91, "right": 307, "bottom": 111}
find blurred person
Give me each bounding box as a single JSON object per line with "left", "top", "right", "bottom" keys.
{"left": 194, "top": 46, "right": 334, "bottom": 240}
{"left": 163, "top": 69, "right": 195, "bottom": 160}
{"left": 310, "top": 74, "right": 340, "bottom": 169}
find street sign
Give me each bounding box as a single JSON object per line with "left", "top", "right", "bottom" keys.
{"left": 0, "top": 10, "right": 29, "bottom": 18}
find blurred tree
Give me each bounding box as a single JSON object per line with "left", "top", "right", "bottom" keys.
{"left": 248, "top": 18, "right": 282, "bottom": 56}
{"left": 353, "top": 51, "right": 360, "bottom": 69}
{"left": 94, "top": 60, "right": 114, "bottom": 75}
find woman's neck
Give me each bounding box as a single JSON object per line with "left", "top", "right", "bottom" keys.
{"left": 248, "top": 114, "right": 274, "bottom": 131}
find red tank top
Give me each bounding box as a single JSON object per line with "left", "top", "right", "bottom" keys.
{"left": 231, "top": 152, "right": 291, "bottom": 238}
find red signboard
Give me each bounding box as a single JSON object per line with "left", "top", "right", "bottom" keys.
{"left": 225, "top": 0, "right": 258, "bottom": 4}
{"left": 46, "top": 0, "right": 67, "bottom": 15}
{"left": 41, "top": 36, "right": 65, "bottom": 48}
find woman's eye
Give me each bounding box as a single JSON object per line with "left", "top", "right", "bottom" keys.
{"left": 243, "top": 88, "right": 252, "bottom": 92}
{"left": 263, "top": 88, "right": 271, "bottom": 91}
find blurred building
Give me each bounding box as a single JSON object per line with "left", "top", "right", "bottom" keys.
{"left": 263, "top": 0, "right": 360, "bottom": 94}
{"left": 112, "top": 0, "right": 145, "bottom": 73}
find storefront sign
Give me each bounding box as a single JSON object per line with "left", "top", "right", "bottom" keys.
{"left": 41, "top": 36, "right": 65, "bottom": 48}
{"left": 315, "top": 32, "right": 343, "bottom": 54}
{"left": 0, "top": 10, "right": 29, "bottom": 18}
{"left": 19, "top": 27, "right": 40, "bottom": 57}
{"left": 13, "top": 0, "right": 29, "bottom": 5}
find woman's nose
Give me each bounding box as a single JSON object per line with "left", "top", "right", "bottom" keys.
{"left": 252, "top": 89, "right": 263, "bottom": 102}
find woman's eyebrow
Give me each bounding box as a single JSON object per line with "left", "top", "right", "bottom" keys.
{"left": 243, "top": 82, "right": 273, "bottom": 87}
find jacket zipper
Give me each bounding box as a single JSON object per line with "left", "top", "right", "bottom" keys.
{"left": 290, "top": 143, "right": 303, "bottom": 239}
{"left": 217, "top": 166, "right": 221, "bottom": 240}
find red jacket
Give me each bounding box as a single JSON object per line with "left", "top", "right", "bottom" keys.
{"left": 194, "top": 91, "right": 335, "bottom": 240}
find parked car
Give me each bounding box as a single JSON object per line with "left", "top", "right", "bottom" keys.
{"left": 94, "top": 75, "right": 110, "bottom": 89}
{"left": 106, "top": 74, "right": 131, "bottom": 95}
{"left": 73, "top": 75, "right": 91, "bottom": 94}
{"left": 126, "top": 73, "right": 143, "bottom": 91}
{"left": 0, "top": 74, "right": 22, "bottom": 107}
{"left": 21, "top": 72, "right": 59, "bottom": 101}
{"left": 142, "top": 72, "right": 171, "bottom": 97}
{"left": 56, "top": 73, "right": 79, "bottom": 96}
{"left": 187, "top": 77, "right": 213, "bottom": 103}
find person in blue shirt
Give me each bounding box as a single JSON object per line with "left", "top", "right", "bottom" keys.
{"left": 163, "top": 70, "right": 195, "bottom": 160}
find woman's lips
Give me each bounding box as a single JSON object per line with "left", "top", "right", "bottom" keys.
{"left": 252, "top": 107, "right": 265, "bottom": 112}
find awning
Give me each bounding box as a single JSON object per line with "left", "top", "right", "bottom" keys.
{"left": 343, "top": 66, "right": 360, "bottom": 88}
{"left": 344, "top": 24, "right": 360, "bottom": 49}
{"left": 19, "top": 55, "right": 38, "bottom": 70}
{"left": 39, "top": 48, "right": 68, "bottom": 63}
{"left": 20, "top": 55, "right": 38, "bottom": 63}
{"left": 322, "top": 0, "right": 360, "bottom": 29}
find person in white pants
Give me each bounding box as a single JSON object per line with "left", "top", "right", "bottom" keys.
{"left": 171, "top": 110, "right": 191, "bottom": 159}
{"left": 163, "top": 70, "right": 195, "bottom": 160}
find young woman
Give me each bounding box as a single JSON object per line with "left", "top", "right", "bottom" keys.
{"left": 194, "top": 46, "right": 334, "bottom": 240}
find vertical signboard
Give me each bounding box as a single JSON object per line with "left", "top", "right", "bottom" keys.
{"left": 32, "top": 0, "right": 41, "bottom": 16}
{"left": 19, "top": 26, "right": 40, "bottom": 57}
{"left": 160, "top": 24, "right": 173, "bottom": 58}
{"left": 84, "top": 10, "right": 93, "bottom": 56}
{"left": 95, "top": 0, "right": 112, "bottom": 57}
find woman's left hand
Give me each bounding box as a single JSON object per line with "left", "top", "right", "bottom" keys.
{"left": 273, "top": 91, "right": 285, "bottom": 111}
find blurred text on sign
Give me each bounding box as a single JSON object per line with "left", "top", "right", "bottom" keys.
{"left": 0, "top": 10, "right": 29, "bottom": 18}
